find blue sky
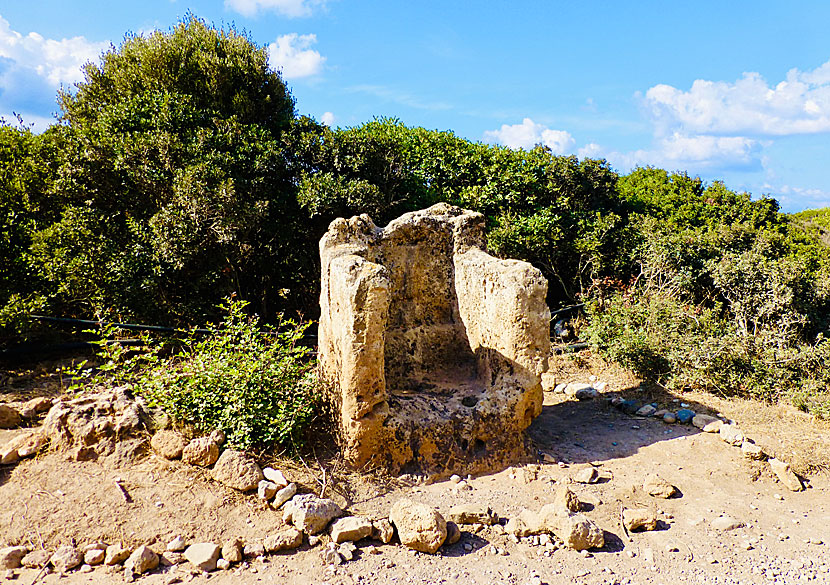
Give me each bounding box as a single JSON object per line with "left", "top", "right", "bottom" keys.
{"left": 2, "top": 1, "right": 830, "bottom": 212}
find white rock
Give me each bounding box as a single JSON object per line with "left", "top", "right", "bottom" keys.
{"left": 166, "top": 536, "right": 187, "bottom": 552}
{"left": 330, "top": 516, "right": 373, "bottom": 543}
{"left": 262, "top": 467, "right": 289, "bottom": 487}
{"left": 719, "top": 424, "right": 744, "bottom": 446}
{"left": 271, "top": 482, "right": 297, "bottom": 509}
{"left": 282, "top": 493, "right": 343, "bottom": 534}
{"left": 184, "top": 543, "right": 220, "bottom": 572}
{"left": 389, "top": 499, "right": 447, "bottom": 554}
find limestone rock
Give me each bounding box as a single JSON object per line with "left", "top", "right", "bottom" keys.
{"left": 0, "top": 547, "right": 28, "bottom": 570}
{"left": 643, "top": 474, "right": 677, "bottom": 499}
{"left": 741, "top": 441, "right": 766, "bottom": 460}
{"left": 211, "top": 449, "right": 263, "bottom": 491}
{"left": 553, "top": 485, "right": 581, "bottom": 513}
{"left": 184, "top": 543, "right": 220, "bottom": 572}
{"left": 151, "top": 430, "right": 187, "bottom": 460}
{"left": 282, "top": 493, "right": 343, "bottom": 534}
{"left": 125, "top": 545, "right": 159, "bottom": 576}
{"left": 573, "top": 467, "right": 599, "bottom": 484}
{"left": 769, "top": 458, "right": 803, "bottom": 492}
{"left": 216, "top": 558, "right": 230, "bottom": 570}
{"left": 21, "top": 550, "right": 51, "bottom": 569}
{"left": 692, "top": 414, "right": 722, "bottom": 432}
{"left": 505, "top": 508, "right": 544, "bottom": 537}
{"left": 262, "top": 467, "right": 289, "bottom": 487}
{"left": 553, "top": 513, "right": 604, "bottom": 551}
{"left": 371, "top": 518, "right": 395, "bottom": 543}
{"left": 258, "top": 480, "right": 279, "bottom": 500}
{"left": 50, "top": 546, "right": 83, "bottom": 572}
{"left": 21, "top": 397, "right": 52, "bottom": 418}
{"left": 104, "top": 543, "right": 131, "bottom": 566}
{"left": 271, "top": 482, "right": 297, "bottom": 509}
{"left": 623, "top": 508, "right": 658, "bottom": 532}
{"left": 84, "top": 549, "right": 105, "bottom": 565}
{"left": 166, "top": 536, "right": 187, "bottom": 552}
{"left": 181, "top": 437, "right": 219, "bottom": 467}
{"left": 446, "top": 521, "right": 461, "bottom": 545}
{"left": 719, "top": 424, "right": 744, "bottom": 446}
{"left": 448, "top": 504, "right": 498, "bottom": 526}
{"left": 330, "top": 516, "right": 373, "bottom": 543}
{"left": 264, "top": 528, "right": 304, "bottom": 552}
{"left": 242, "top": 542, "right": 265, "bottom": 558}
{"left": 389, "top": 499, "right": 447, "bottom": 554}
{"left": 221, "top": 539, "right": 243, "bottom": 563}
{"left": 0, "top": 404, "right": 21, "bottom": 428}
{"left": 318, "top": 204, "right": 549, "bottom": 476}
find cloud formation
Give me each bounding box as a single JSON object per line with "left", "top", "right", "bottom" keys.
{"left": 644, "top": 60, "right": 830, "bottom": 137}
{"left": 267, "top": 33, "right": 325, "bottom": 79}
{"left": 483, "top": 118, "right": 575, "bottom": 154}
{"left": 225, "top": 0, "right": 325, "bottom": 18}
{"left": 320, "top": 111, "right": 335, "bottom": 125}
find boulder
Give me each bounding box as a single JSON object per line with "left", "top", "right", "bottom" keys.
{"left": 447, "top": 504, "right": 498, "bottom": 526}
{"left": 643, "top": 473, "right": 677, "bottom": 499}
{"left": 769, "top": 458, "right": 803, "bottom": 492}
{"left": 330, "top": 516, "right": 373, "bottom": 543}
{"left": 125, "top": 545, "right": 159, "bottom": 576}
{"left": 184, "top": 543, "right": 220, "bottom": 572}
{"left": 211, "top": 449, "right": 264, "bottom": 491}
{"left": 50, "top": 546, "right": 83, "bottom": 572}
{"left": 623, "top": 508, "right": 658, "bottom": 532}
{"left": 0, "top": 404, "right": 21, "bottom": 428}
{"left": 181, "top": 437, "right": 219, "bottom": 467}
{"left": 389, "top": 499, "right": 447, "bottom": 554}
{"left": 552, "top": 513, "right": 604, "bottom": 551}
{"left": 692, "top": 414, "right": 722, "bottom": 432}
{"left": 0, "top": 547, "right": 28, "bottom": 570}
{"left": 150, "top": 430, "right": 187, "bottom": 460}
{"left": 263, "top": 528, "right": 304, "bottom": 552}
{"left": 282, "top": 493, "right": 343, "bottom": 534}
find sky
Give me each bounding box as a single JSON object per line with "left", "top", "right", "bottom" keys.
{"left": 2, "top": 1, "right": 830, "bottom": 212}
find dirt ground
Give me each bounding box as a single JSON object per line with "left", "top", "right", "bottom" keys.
{"left": 2, "top": 351, "right": 830, "bottom": 585}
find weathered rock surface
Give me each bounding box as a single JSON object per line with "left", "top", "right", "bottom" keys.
{"left": 181, "top": 437, "right": 219, "bottom": 467}
{"left": 553, "top": 513, "right": 604, "bottom": 551}
{"left": 84, "top": 548, "right": 105, "bottom": 565}
{"left": 104, "top": 543, "right": 131, "bottom": 566}
{"left": 282, "top": 493, "right": 343, "bottom": 534}
{"left": 719, "top": 424, "right": 744, "bottom": 446}
{"left": 318, "top": 204, "right": 550, "bottom": 476}
{"left": 0, "top": 404, "right": 21, "bottom": 428}
{"left": 50, "top": 546, "right": 83, "bottom": 572}
{"left": 505, "top": 508, "right": 544, "bottom": 537}
{"left": 553, "top": 485, "right": 581, "bottom": 513}
{"left": 166, "top": 535, "right": 187, "bottom": 552}
{"left": 271, "top": 482, "right": 297, "bottom": 509}
{"left": 0, "top": 430, "right": 44, "bottom": 464}
{"left": 262, "top": 468, "right": 289, "bottom": 487}
{"left": 573, "top": 466, "right": 599, "bottom": 484}
{"left": 623, "top": 508, "right": 658, "bottom": 531}
{"left": 0, "top": 547, "right": 28, "bottom": 570}
{"left": 211, "top": 449, "right": 263, "bottom": 491}
{"left": 769, "top": 458, "right": 803, "bottom": 491}
{"left": 741, "top": 441, "right": 766, "bottom": 460}
{"left": 184, "top": 543, "right": 220, "bottom": 572}
{"left": 221, "top": 539, "right": 243, "bottom": 563}
{"left": 264, "top": 528, "right": 304, "bottom": 552}
{"left": 643, "top": 473, "right": 677, "bottom": 499}
{"left": 330, "top": 516, "right": 373, "bottom": 543}
{"left": 448, "top": 504, "right": 498, "bottom": 525}
{"left": 711, "top": 515, "right": 745, "bottom": 532}
{"left": 125, "top": 545, "right": 158, "bottom": 576}
{"left": 258, "top": 480, "right": 279, "bottom": 500}
{"left": 151, "top": 430, "right": 187, "bottom": 460}
{"left": 21, "top": 550, "right": 51, "bottom": 569}
{"left": 692, "top": 414, "right": 722, "bottom": 432}
{"left": 389, "top": 499, "right": 448, "bottom": 554}
{"left": 371, "top": 518, "right": 395, "bottom": 544}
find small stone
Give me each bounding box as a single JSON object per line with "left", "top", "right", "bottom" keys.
{"left": 618, "top": 399, "right": 641, "bottom": 414}
{"left": 0, "top": 547, "right": 28, "bottom": 570}
{"left": 243, "top": 542, "right": 265, "bottom": 558}
{"left": 453, "top": 479, "right": 473, "bottom": 491}
{"left": 553, "top": 383, "right": 568, "bottom": 394}
{"left": 663, "top": 412, "right": 677, "bottom": 424}
{"left": 262, "top": 467, "right": 288, "bottom": 487}
{"left": 321, "top": 547, "right": 343, "bottom": 565}
{"left": 221, "top": 539, "right": 243, "bottom": 563}
{"left": 643, "top": 473, "right": 677, "bottom": 498}
{"left": 84, "top": 549, "right": 105, "bottom": 566}
{"left": 263, "top": 528, "right": 303, "bottom": 552}
{"left": 283, "top": 493, "right": 343, "bottom": 534}
{"left": 675, "top": 409, "right": 695, "bottom": 424}
{"left": 151, "top": 430, "right": 187, "bottom": 459}
{"left": 389, "top": 498, "right": 447, "bottom": 554}
{"left": 105, "top": 543, "right": 131, "bottom": 566}
{"left": 308, "top": 535, "right": 322, "bottom": 547}
{"left": 573, "top": 467, "right": 599, "bottom": 484}
{"left": 553, "top": 513, "right": 604, "bottom": 551}
{"left": 330, "top": 516, "right": 373, "bottom": 543}
{"left": 445, "top": 521, "right": 461, "bottom": 545}
{"left": 125, "top": 545, "right": 159, "bottom": 576}
{"left": 768, "top": 458, "right": 803, "bottom": 492}
{"left": 209, "top": 429, "right": 226, "bottom": 445}
{"left": 719, "top": 424, "right": 744, "bottom": 446}
{"left": 271, "top": 482, "right": 297, "bottom": 509}
{"left": 166, "top": 536, "right": 187, "bottom": 552}
{"left": 257, "top": 480, "right": 279, "bottom": 500}
{"left": 181, "top": 437, "right": 219, "bottom": 467}
{"left": 372, "top": 518, "right": 395, "bottom": 544}
{"left": 183, "top": 543, "right": 220, "bottom": 572}
{"left": 623, "top": 508, "right": 658, "bottom": 532}
{"left": 692, "top": 414, "right": 722, "bottom": 432}
{"left": 564, "top": 382, "right": 593, "bottom": 397}
{"left": 212, "top": 449, "right": 264, "bottom": 491}
{"left": 711, "top": 515, "right": 745, "bottom": 532}
{"left": 50, "top": 546, "right": 83, "bottom": 573}
{"left": 216, "top": 558, "right": 230, "bottom": 570}
{"left": 21, "top": 550, "right": 50, "bottom": 569}
{"left": 448, "top": 504, "right": 498, "bottom": 525}
{"left": 574, "top": 387, "right": 599, "bottom": 400}
{"left": 338, "top": 542, "right": 356, "bottom": 561}
{"left": 653, "top": 409, "right": 669, "bottom": 418}
{"left": 635, "top": 405, "right": 657, "bottom": 417}
{"left": 741, "top": 441, "right": 766, "bottom": 460}
{"left": 449, "top": 474, "right": 462, "bottom": 484}
{"left": 80, "top": 564, "right": 92, "bottom": 573}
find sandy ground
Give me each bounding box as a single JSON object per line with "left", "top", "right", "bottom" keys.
{"left": 2, "top": 352, "right": 830, "bottom": 585}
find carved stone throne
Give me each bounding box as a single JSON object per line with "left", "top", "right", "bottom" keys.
{"left": 318, "top": 204, "right": 550, "bottom": 476}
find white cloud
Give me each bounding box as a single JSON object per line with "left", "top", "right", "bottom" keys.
{"left": 320, "top": 111, "right": 335, "bottom": 125}
{"left": 644, "top": 59, "right": 830, "bottom": 137}
{"left": 762, "top": 183, "right": 830, "bottom": 212}
{"left": 267, "top": 33, "right": 325, "bottom": 79}
{"left": 0, "top": 15, "right": 107, "bottom": 87}
{"left": 225, "top": 0, "right": 325, "bottom": 18}
{"left": 483, "top": 118, "right": 575, "bottom": 154}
